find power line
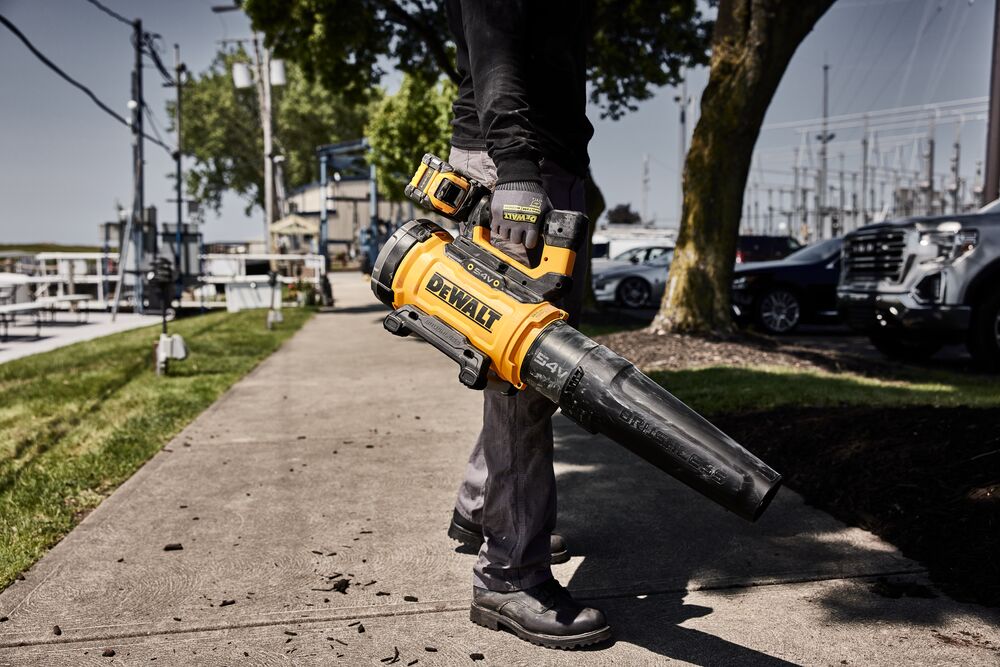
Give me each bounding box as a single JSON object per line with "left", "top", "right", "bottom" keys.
{"left": 143, "top": 103, "right": 171, "bottom": 151}
{"left": 83, "top": 0, "right": 132, "bottom": 27}
{"left": 143, "top": 32, "right": 174, "bottom": 84}
{"left": 83, "top": 0, "right": 173, "bottom": 85}
{"left": 762, "top": 97, "right": 987, "bottom": 131}
{"left": 0, "top": 13, "right": 171, "bottom": 152}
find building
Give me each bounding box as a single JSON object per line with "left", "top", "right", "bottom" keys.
{"left": 276, "top": 177, "right": 419, "bottom": 260}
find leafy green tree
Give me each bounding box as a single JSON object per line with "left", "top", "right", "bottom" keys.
{"left": 606, "top": 204, "right": 643, "bottom": 226}
{"left": 169, "top": 48, "right": 372, "bottom": 216}
{"left": 242, "top": 1, "right": 713, "bottom": 119}
{"left": 652, "top": 0, "right": 836, "bottom": 333}
{"left": 365, "top": 75, "right": 456, "bottom": 202}
{"left": 244, "top": 0, "right": 708, "bottom": 308}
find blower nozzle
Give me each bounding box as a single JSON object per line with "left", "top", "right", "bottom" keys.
{"left": 525, "top": 322, "right": 781, "bottom": 521}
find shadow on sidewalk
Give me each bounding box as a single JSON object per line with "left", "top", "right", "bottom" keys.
{"left": 550, "top": 417, "right": 999, "bottom": 663}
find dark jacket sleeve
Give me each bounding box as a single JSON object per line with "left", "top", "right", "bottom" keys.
{"left": 459, "top": 0, "right": 542, "bottom": 184}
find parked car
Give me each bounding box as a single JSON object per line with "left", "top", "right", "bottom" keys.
{"left": 591, "top": 245, "right": 673, "bottom": 272}
{"left": 736, "top": 235, "right": 803, "bottom": 264}
{"left": 592, "top": 246, "right": 674, "bottom": 308}
{"left": 731, "top": 238, "right": 842, "bottom": 334}
{"left": 837, "top": 200, "right": 1000, "bottom": 368}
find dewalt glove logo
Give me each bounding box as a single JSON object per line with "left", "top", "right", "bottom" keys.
{"left": 425, "top": 273, "right": 503, "bottom": 332}
{"left": 501, "top": 197, "right": 543, "bottom": 224}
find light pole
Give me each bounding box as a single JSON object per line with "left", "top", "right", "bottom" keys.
{"left": 213, "top": 4, "right": 285, "bottom": 252}
{"left": 231, "top": 38, "right": 284, "bottom": 252}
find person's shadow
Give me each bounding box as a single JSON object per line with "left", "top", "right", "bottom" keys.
{"left": 548, "top": 414, "right": 955, "bottom": 665}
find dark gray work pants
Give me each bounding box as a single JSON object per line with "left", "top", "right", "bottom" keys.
{"left": 448, "top": 147, "right": 587, "bottom": 592}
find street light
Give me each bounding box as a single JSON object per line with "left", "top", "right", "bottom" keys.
{"left": 232, "top": 62, "right": 252, "bottom": 89}
{"left": 225, "top": 39, "right": 285, "bottom": 253}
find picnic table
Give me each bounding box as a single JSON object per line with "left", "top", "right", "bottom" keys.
{"left": 35, "top": 294, "right": 91, "bottom": 323}
{"left": 0, "top": 302, "right": 42, "bottom": 341}
{"left": 0, "top": 295, "right": 93, "bottom": 341}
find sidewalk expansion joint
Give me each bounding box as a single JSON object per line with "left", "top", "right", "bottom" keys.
{"left": 0, "top": 567, "right": 928, "bottom": 650}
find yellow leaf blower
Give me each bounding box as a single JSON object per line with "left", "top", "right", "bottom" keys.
{"left": 371, "top": 154, "right": 781, "bottom": 521}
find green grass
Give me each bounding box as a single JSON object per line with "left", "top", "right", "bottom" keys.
{"left": 653, "top": 365, "right": 1000, "bottom": 416}
{"left": 0, "top": 308, "right": 313, "bottom": 589}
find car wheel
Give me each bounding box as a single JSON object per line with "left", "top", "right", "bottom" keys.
{"left": 616, "top": 277, "right": 651, "bottom": 309}
{"left": 869, "top": 332, "right": 943, "bottom": 361}
{"left": 755, "top": 288, "right": 801, "bottom": 334}
{"left": 967, "top": 289, "right": 1000, "bottom": 372}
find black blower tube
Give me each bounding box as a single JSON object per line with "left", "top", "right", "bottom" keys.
{"left": 525, "top": 321, "right": 782, "bottom": 522}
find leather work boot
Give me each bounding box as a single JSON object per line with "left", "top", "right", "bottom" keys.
{"left": 471, "top": 579, "right": 612, "bottom": 649}
{"left": 448, "top": 510, "right": 570, "bottom": 564}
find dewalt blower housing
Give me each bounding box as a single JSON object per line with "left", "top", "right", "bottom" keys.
{"left": 372, "top": 154, "right": 781, "bottom": 521}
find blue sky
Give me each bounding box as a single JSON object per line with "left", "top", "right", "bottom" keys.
{"left": 0, "top": 0, "right": 995, "bottom": 244}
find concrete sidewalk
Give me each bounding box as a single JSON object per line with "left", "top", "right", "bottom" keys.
{"left": 1, "top": 273, "right": 997, "bottom": 666}
{"left": 0, "top": 312, "right": 161, "bottom": 365}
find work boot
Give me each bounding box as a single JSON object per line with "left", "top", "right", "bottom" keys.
{"left": 471, "top": 579, "right": 612, "bottom": 649}
{"left": 448, "top": 510, "right": 569, "bottom": 564}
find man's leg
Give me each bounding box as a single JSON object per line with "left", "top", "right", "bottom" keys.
{"left": 445, "top": 147, "right": 589, "bottom": 591}
{"left": 450, "top": 147, "right": 498, "bottom": 528}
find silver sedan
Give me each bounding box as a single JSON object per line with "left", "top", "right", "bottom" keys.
{"left": 592, "top": 247, "right": 673, "bottom": 308}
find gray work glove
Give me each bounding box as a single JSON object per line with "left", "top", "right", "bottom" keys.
{"left": 490, "top": 181, "right": 552, "bottom": 249}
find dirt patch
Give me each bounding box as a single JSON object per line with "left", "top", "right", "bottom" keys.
{"left": 595, "top": 328, "right": 885, "bottom": 375}
{"left": 713, "top": 406, "right": 1000, "bottom": 607}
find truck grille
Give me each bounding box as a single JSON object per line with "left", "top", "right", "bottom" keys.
{"left": 843, "top": 229, "right": 907, "bottom": 283}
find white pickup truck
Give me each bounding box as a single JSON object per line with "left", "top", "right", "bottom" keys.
{"left": 837, "top": 200, "right": 1000, "bottom": 370}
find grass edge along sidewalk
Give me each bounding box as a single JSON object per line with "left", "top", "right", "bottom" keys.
{"left": 0, "top": 308, "right": 313, "bottom": 590}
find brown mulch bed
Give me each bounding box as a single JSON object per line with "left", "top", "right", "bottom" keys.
{"left": 714, "top": 406, "right": 1000, "bottom": 607}
{"left": 595, "top": 328, "right": 886, "bottom": 375}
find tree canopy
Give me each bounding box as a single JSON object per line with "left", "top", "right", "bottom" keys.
{"left": 365, "top": 74, "right": 456, "bottom": 202}
{"left": 605, "top": 203, "right": 643, "bottom": 226}
{"left": 243, "top": 0, "right": 713, "bottom": 119}
{"left": 169, "top": 48, "right": 372, "bottom": 216}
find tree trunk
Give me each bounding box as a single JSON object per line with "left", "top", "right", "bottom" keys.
{"left": 652, "top": 0, "right": 835, "bottom": 334}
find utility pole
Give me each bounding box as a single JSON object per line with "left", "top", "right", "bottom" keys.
{"left": 837, "top": 153, "right": 845, "bottom": 237}
{"left": 675, "top": 74, "right": 689, "bottom": 223}
{"left": 133, "top": 18, "right": 146, "bottom": 310}
{"left": 924, "top": 117, "right": 936, "bottom": 215}
{"left": 251, "top": 35, "right": 275, "bottom": 253}
{"left": 861, "top": 116, "right": 869, "bottom": 225}
{"left": 767, "top": 188, "right": 774, "bottom": 234}
{"left": 173, "top": 45, "right": 186, "bottom": 300}
{"left": 985, "top": 0, "right": 1000, "bottom": 203}
{"left": 949, "top": 136, "right": 961, "bottom": 214}
{"left": 641, "top": 153, "right": 650, "bottom": 225}
{"left": 851, "top": 172, "right": 858, "bottom": 232}
{"left": 817, "top": 63, "right": 834, "bottom": 239}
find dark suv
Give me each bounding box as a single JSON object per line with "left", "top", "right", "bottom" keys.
{"left": 736, "top": 235, "right": 803, "bottom": 264}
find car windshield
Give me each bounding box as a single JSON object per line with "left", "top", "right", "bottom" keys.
{"left": 613, "top": 248, "right": 643, "bottom": 262}
{"left": 979, "top": 198, "right": 1000, "bottom": 213}
{"left": 783, "top": 238, "right": 841, "bottom": 262}
{"left": 647, "top": 250, "right": 674, "bottom": 266}
{"left": 612, "top": 246, "right": 672, "bottom": 263}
